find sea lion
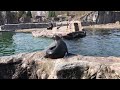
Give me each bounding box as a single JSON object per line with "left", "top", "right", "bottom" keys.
{"left": 63, "top": 31, "right": 86, "bottom": 40}
{"left": 47, "top": 23, "right": 53, "bottom": 30}
{"left": 44, "top": 35, "right": 68, "bottom": 59}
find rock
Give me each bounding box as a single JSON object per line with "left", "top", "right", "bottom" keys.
{"left": 115, "top": 21, "right": 120, "bottom": 25}
{"left": 0, "top": 51, "right": 120, "bottom": 79}
{"left": 81, "top": 11, "right": 120, "bottom": 26}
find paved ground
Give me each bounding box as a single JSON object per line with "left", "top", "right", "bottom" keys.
{"left": 83, "top": 22, "right": 120, "bottom": 29}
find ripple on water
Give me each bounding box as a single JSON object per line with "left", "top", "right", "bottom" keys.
{"left": 0, "top": 32, "right": 53, "bottom": 56}
{"left": 66, "top": 29, "right": 120, "bottom": 57}
{"left": 1, "top": 29, "right": 120, "bottom": 57}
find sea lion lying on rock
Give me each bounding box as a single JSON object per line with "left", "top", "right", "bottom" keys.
{"left": 47, "top": 23, "right": 53, "bottom": 30}
{"left": 44, "top": 35, "right": 69, "bottom": 59}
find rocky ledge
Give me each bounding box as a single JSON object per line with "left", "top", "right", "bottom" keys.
{"left": 0, "top": 51, "right": 120, "bottom": 79}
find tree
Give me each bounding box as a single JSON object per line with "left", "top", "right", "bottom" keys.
{"left": 6, "top": 11, "right": 12, "bottom": 24}
{"left": 23, "top": 11, "right": 32, "bottom": 23}
{"left": 6, "top": 11, "right": 18, "bottom": 24}
{"left": 17, "top": 11, "right": 26, "bottom": 23}
{"left": 19, "top": 11, "right": 32, "bottom": 23}
{"left": 17, "top": 11, "right": 26, "bottom": 19}
{"left": 48, "top": 11, "right": 56, "bottom": 18}
{"left": 67, "top": 11, "right": 69, "bottom": 16}
{"left": 0, "top": 11, "right": 4, "bottom": 25}
{"left": 26, "top": 11, "right": 32, "bottom": 18}
{"left": 48, "top": 11, "right": 52, "bottom": 18}
{"left": 17, "top": 11, "right": 32, "bottom": 23}
{"left": 53, "top": 11, "right": 56, "bottom": 17}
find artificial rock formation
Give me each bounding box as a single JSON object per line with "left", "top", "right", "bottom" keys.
{"left": 81, "top": 11, "right": 120, "bottom": 26}
{"left": 0, "top": 51, "right": 120, "bottom": 79}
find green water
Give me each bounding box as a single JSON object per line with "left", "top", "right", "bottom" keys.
{"left": 1, "top": 29, "right": 120, "bottom": 57}
{"left": 0, "top": 32, "right": 53, "bottom": 56}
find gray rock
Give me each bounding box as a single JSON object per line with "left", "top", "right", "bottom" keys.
{"left": 0, "top": 51, "right": 120, "bottom": 79}
{"left": 81, "top": 11, "right": 120, "bottom": 26}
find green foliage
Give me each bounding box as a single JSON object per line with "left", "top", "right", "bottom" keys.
{"left": 6, "top": 11, "right": 12, "bottom": 23}
{"left": 0, "top": 11, "right": 4, "bottom": 25}
{"left": 48, "top": 11, "right": 56, "bottom": 18}
{"left": 48, "top": 11, "right": 52, "bottom": 17}
{"left": 0, "top": 11, "right": 2, "bottom": 18}
{"left": 26, "top": 11, "right": 32, "bottom": 18}
{"left": 53, "top": 11, "right": 56, "bottom": 17}
{"left": 17, "top": 11, "right": 26, "bottom": 19}
{"left": 6, "top": 11, "right": 18, "bottom": 24}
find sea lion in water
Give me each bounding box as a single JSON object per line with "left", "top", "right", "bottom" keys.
{"left": 44, "top": 35, "right": 69, "bottom": 59}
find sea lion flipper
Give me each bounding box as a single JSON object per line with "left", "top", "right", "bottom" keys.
{"left": 45, "top": 42, "right": 56, "bottom": 50}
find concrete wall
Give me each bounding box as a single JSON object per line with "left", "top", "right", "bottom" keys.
{"left": 1, "top": 23, "right": 56, "bottom": 31}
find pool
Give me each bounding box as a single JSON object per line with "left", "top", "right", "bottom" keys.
{"left": 0, "top": 32, "right": 53, "bottom": 56}
{"left": 66, "top": 29, "right": 120, "bottom": 57}
{"left": 1, "top": 29, "right": 120, "bottom": 57}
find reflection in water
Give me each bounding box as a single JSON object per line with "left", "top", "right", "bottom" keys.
{"left": 0, "top": 32, "right": 15, "bottom": 56}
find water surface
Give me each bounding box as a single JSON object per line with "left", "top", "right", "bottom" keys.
{"left": 66, "top": 29, "right": 120, "bottom": 57}
{"left": 1, "top": 29, "right": 120, "bottom": 57}
{"left": 0, "top": 32, "right": 53, "bottom": 56}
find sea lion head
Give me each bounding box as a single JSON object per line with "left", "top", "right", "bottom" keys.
{"left": 53, "top": 35, "right": 61, "bottom": 41}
